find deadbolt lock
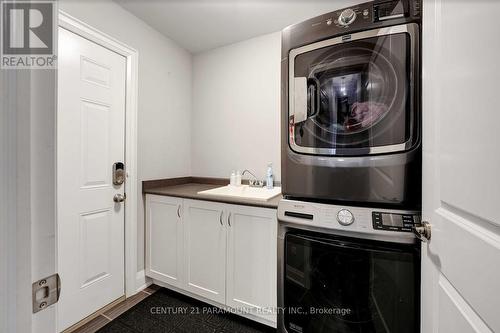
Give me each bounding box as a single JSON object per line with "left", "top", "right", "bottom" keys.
{"left": 113, "top": 162, "right": 125, "bottom": 185}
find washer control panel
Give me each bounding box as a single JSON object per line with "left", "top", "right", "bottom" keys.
{"left": 372, "top": 212, "right": 419, "bottom": 232}
{"left": 316, "top": 0, "right": 419, "bottom": 33}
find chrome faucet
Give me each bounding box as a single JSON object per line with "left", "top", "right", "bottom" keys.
{"left": 242, "top": 169, "right": 265, "bottom": 187}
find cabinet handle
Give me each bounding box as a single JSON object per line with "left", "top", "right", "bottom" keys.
{"left": 219, "top": 211, "right": 224, "bottom": 226}
{"left": 177, "top": 205, "right": 181, "bottom": 218}
{"left": 228, "top": 212, "right": 232, "bottom": 227}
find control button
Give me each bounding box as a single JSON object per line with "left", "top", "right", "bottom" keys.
{"left": 337, "top": 209, "right": 354, "bottom": 226}
{"left": 338, "top": 8, "right": 357, "bottom": 26}
{"left": 363, "top": 9, "right": 369, "bottom": 17}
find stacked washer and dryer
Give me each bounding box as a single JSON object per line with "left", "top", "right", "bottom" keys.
{"left": 278, "top": 1, "right": 422, "bottom": 332}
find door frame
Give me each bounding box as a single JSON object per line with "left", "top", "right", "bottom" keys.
{"left": 58, "top": 10, "right": 139, "bottom": 299}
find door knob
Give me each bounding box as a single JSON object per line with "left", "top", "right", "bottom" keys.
{"left": 413, "top": 221, "right": 431, "bottom": 242}
{"left": 113, "top": 193, "right": 126, "bottom": 203}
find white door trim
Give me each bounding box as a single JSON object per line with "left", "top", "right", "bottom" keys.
{"left": 58, "top": 11, "right": 139, "bottom": 298}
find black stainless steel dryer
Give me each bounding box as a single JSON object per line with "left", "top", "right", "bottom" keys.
{"left": 277, "top": 199, "right": 421, "bottom": 333}
{"left": 281, "top": 0, "right": 422, "bottom": 209}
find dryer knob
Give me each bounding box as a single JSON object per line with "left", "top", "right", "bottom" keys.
{"left": 339, "top": 8, "right": 356, "bottom": 26}
{"left": 337, "top": 209, "right": 354, "bottom": 226}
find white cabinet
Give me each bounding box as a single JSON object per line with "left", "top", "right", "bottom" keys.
{"left": 145, "top": 195, "right": 277, "bottom": 326}
{"left": 226, "top": 204, "right": 277, "bottom": 323}
{"left": 183, "top": 199, "right": 227, "bottom": 304}
{"left": 145, "top": 195, "right": 184, "bottom": 288}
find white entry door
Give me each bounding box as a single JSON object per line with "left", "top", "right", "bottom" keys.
{"left": 57, "top": 27, "right": 126, "bottom": 331}
{"left": 421, "top": 1, "right": 500, "bottom": 332}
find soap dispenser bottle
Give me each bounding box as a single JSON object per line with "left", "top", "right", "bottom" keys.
{"left": 266, "top": 163, "right": 274, "bottom": 189}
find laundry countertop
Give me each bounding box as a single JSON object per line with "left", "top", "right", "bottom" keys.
{"left": 143, "top": 177, "right": 282, "bottom": 209}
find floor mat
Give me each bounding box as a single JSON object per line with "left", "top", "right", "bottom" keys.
{"left": 97, "top": 288, "right": 276, "bottom": 333}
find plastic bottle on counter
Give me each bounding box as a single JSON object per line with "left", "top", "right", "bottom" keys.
{"left": 230, "top": 170, "right": 236, "bottom": 186}
{"left": 266, "top": 163, "right": 274, "bottom": 189}
{"left": 235, "top": 170, "right": 242, "bottom": 186}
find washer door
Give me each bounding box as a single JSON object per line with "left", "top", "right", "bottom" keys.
{"left": 289, "top": 24, "right": 418, "bottom": 156}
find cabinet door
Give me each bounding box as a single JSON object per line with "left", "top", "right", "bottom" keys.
{"left": 145, "top": 195, "right": 184, "bottom": 288}
{"left": 226, "top": 204, "right": 277, "bottom": 323}
{"left": 184, "top": 199, "right": 227, "bottom": 304}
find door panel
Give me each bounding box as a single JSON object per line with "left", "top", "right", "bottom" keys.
{"left": 226, "top": 205, "right": 277, "bottom": 323}
{"left": 430, "top": 208, "right": 500, "bottom": 332}
{"left": 81, "top": 56, "right": 112, "bottom": 87}
{"left": 80, "top": 101, "right": 110, "bottom": 187}
{"left": 145, "top": 195, "right": 184, "bottom": 287}
{"left": 422, "top": 1, "right": 500, "bottom": 332}
{"left": 436, "top": 0, "right": 500, "bottom": 225}
{"left": 184, "top": 200, "right": 226, "bottom": 304}
{"left": 437, "top": 275, "right": 493, "bottom": 333}
{"left": 57, "top": 27, "right": 126, "bottom": 331}
{"left": 80, "top": 210, "right": 112, "bottom": 288}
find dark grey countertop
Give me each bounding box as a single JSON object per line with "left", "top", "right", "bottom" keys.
{"left": 143, "top": 179, "right": 281, "bottom": 209}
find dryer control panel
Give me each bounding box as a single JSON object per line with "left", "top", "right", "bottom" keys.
{"left": 278, "top": 199, "right": 420, "bottom": 244}
{"left": 372, "top": 212, "right": 420, "bottom": 232}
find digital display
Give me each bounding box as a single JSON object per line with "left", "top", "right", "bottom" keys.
{"left": 372, "top": 212, "right": 416, "bottom": 232}
{"left": 374, "top": 0, "right": 406, "bottom": 22}
{"left": 381, "top": 213, "right": 404, "bottom": 227}
{"left": 380, "top": 1, "right": 404, "bottom": 16}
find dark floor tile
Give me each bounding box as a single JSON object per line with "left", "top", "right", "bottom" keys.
{"left": 97, "top": 287, "right": 275, "bottom": 333}
{"left": 116, "top": 315, "right": 173, "bottom": 333}
{"left": 169, "top": 319, "right": 219, "bottom": 333}
{"left": 72, "top": 315, "right": 110, "bottom": 333}
{"left": 209, "top": 313, "right": 275, "bottom": 333}
{"left": 119, "top": 299, "right": 187, "bottom": 328}
{"left": 97, "top": 321, "right": 138, "bottom": 333}
{"left": 219, "top": 323, "right": 274, "bottom": 333}
{"left": 149, "top": 290, "right": 222, "bottom": 323}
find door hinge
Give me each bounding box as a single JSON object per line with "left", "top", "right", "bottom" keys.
{"left": 32, "top": 273, "right": 61, "bottom": 313}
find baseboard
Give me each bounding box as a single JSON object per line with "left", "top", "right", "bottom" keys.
{"left": 135, "top": 270, "right": 152, "bottom": 292}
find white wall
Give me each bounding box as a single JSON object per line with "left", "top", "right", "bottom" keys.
{"left": 192, "top": 32, "right": 281, "bottom": 181}
{"left": 59, "top": 0, "right": 192, "bottom": 274}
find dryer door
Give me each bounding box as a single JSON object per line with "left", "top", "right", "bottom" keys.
{"left": 283, "top": 231, "right": 420, "bottom": 333}
{"left": 289, "top": 23, "right": 419, "bottom": 156}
